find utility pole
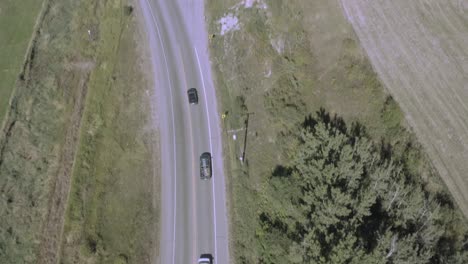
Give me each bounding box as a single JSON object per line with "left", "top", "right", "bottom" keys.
{"left": 240, "top": 112, "right": 254, "bottom": 164}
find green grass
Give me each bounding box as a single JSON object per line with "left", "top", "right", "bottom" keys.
{"left": 0, "top": 0, "right": 44, "bottom": 128}
{"left": 59, "top": 1, "right": 158, "bottom": 263}
{"left": 0, "top": 0, "right": 157, "bottom": 263}
{"left": 0, "top": 0, "right": 84, "bottom": 261}
{"left": 206, "top": 0, "right": 464, "bottom": 262}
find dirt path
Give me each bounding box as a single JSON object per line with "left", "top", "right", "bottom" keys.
{"left": 36, "top": 67, "right": 90, "bottom": 264}
{"left": 340, "top": 0, "right": 468, "bottom": 215}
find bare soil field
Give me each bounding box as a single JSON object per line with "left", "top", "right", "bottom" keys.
{"left": 340, "top": 0, "right": 468, "bottom": 216}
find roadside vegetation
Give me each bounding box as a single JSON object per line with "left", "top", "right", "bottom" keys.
{"left": 60, "top": 1, "right": 159, "bottom": 263}
{"left": 0, "top": 0, "right": 158, "bottom": 263}
{"left": 206, "top": 0, "right": 468, "bottom": 262}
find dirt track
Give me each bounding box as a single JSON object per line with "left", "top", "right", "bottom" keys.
{"left": 340, "top": 0, "right": 468, "bottom": 215}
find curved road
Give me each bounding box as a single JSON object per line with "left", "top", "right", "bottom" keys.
{"left": 138, "top": 0, "right": 230, "bottom": 263}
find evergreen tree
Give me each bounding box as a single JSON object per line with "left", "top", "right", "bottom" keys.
{"left": 258, "top": 110, "right": 468, "bottom": 263}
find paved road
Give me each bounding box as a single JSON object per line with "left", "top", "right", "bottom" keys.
{"left": 138, "top": 0, "right": 230, "bottom": 263}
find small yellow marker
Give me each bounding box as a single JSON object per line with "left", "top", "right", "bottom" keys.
{"left": 221, "top": 113, "right": 226, "bottom": 120}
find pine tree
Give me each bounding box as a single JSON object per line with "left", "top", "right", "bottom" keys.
{"left": 257, "top": 110, "right": 468, "bottom": 263}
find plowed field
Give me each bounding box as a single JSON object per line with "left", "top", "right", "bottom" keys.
{"left": 340, "top": 0, "right": 468, "bottom": 215}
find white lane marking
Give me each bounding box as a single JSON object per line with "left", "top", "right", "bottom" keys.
{"left": 194, "top": 47, "right": 218, "bottom": 262}
{"left": 144, "top": 1, "right": 178, "bottom": 263}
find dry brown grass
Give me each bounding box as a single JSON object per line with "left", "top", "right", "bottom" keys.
{"left": 340, "top": 0, "right": 468, "bottom": 217}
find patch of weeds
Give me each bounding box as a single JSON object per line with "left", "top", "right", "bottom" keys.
{"left": 381, "top": 95, "right": 404, "bottom": 136}
{"left": 124, "top": 5, "right": 134, "bottom": 16}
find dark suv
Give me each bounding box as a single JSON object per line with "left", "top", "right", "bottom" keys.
{"left": 187, "top": 88, "right": 198, "bottom": 104}
{"left": 198, "top": 254, "right": 213, "bottom": 264}
{"left": 200, "top": 152, "right": 212, "bottom": 180}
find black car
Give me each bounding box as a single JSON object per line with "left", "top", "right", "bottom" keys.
{"left": 200, "top": 152, "right": 212, "bottom": 180}
{"left": 187, "top": 88, "right": 198, "bottom": 104}
{"left": 198, "top": 254, "right": 213, "bottom": 264}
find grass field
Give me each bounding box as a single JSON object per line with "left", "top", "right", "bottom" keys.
{"left": 0, "top": 0, "right": 44, "bottom": 128}
{"left": 59, "top": 0, "right": 159, "bottom": 263}
{"left": 205, "top": 0, "right": 466, "bottom": 261}
{"left": 341, "top": 0, "right": 468, "bottom": 217}
{"left": 0, "top": 0, "right": 158, "bottom": 263}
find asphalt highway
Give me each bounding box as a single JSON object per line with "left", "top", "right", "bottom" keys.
{"left": 138, "top": 0, "right": 230, "bottom": 263}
